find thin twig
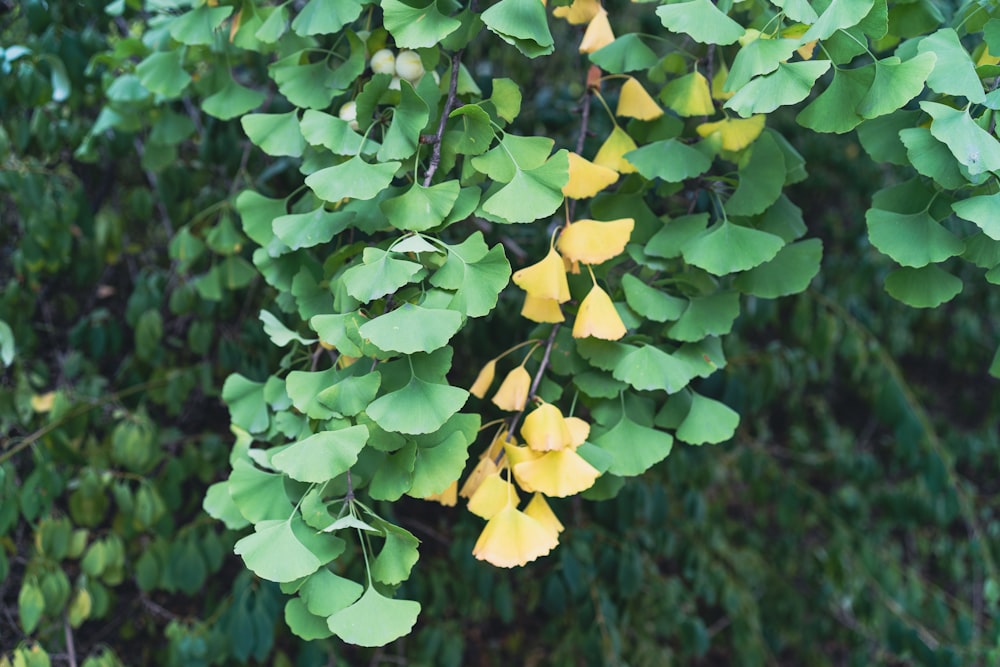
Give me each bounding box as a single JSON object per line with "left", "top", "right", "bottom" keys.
{"left": 63, "top": 616, "right": 77, "bottom": 667}
{"left": 505, "top": 324, "right": 561, "bottom": 441}
{"left": 422, "top": 50, "right": 464, "bottom": 187}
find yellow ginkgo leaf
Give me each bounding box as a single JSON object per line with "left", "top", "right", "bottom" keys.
{"left": 573, "top": 283, "right": 627, "bottom": 340}
{"left": 504, "top": 442, "right": 544, "bottom": 467}
{"left": 565, "top": 416, "right": 590, "bottom": 447}
{"left": 492, "top": 365, "right": 532, "bottom": 412}
{"left": 504, "top": 443, "right": 544, "bottom": 491}
{"left": 593, "top": 126, "right": 638, "bottom": 174}
{"left": 696, "top": 115, "right": 766, "bottom": 152}
{"left": 524, "top": 493, "right": 564, "bottom": 534}
{"left": 521, "top": 402, "right": 573, "bottom": 451}
{"left": 616, "top": 77, "right": 663, "bottom": 120}
{"left": 579, "top": 7, "right": 614, "bottom": 54}
{"left": 460, "top": 455, "right": 499, "bottom": 498}
{"left": 472, "top": 503, "right": 559, "bottom": 568}
{"left": 711, "top": 61, "right": 734, "bottom": 101}
{"left": 563, "top": 152, "right": 619, "bottom": 199}
{"left": 659, "top": 72, "right": 714, "bottom": 117}
{"left": 521, "top": 295, "right": 565, "bottom": 323}
{"left": 423, "top": 480, "right": 458, "bottom": 507}
{"left": 468, "top": 473, "right": 518, "bottom": 519}
{"left": 512, "top": 247, "right": 571, "bottom": 303}
{"left": 514, "top": 449, "right": 601, "bottom": 497}
{"left": 978, "top": 46, "right": 1000, "bottom": 67}
{"left": 31, "top": 392, "right": 55, "bottom": 413}
{"left": 469, "top": 359, "right": 496, "bottom": 399}
{"left": 557, "top": 218, "right": 634, "bottom": 265}
{"left": 553, "top": 0, "right": 599, "bottom": 24}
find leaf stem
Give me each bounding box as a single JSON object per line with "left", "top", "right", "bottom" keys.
{"left": 505, "top": 323, "right": 561, "bottom": 442}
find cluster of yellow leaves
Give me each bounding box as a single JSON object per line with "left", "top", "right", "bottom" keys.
{"left": 458, "top": 400, "right": 601, "bottom": 567}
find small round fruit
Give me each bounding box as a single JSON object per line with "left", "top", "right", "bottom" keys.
{"left": 370, "top": 48, "right": 396, "bottom": 75}
{"left": 338, "top": 101, "right": 359, "bottom": 131}
{"left": 395, "top": 50, "right": 425, "bottom": 82}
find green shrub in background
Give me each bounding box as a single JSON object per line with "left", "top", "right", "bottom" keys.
{"left": 2, "top": 0, "right": 1000, "bottom": 664}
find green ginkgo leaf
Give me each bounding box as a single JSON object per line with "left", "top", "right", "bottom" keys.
{"left": 856, "top": 110, "right": 922, "bottom": 165}
{"left": 234, "top": 519, "right": 333, "bottom": 583}
{"left": 203, "top": 78, "right": 266, "bottom": 121}
{"left": 481, "top": 0, "right": 554, "bottom": 58}
{"left": 624, "top": 139, "right": 712, "bottom": 183}
{"left": 270, "top": 426, "right": 369, "bottom": 483}
{"left": 621, "top": 274, "right": 686, "bottom": 322}
{"left": 381, "top": 181, "right": 460, "bottom": 232}
{"left": 656, "top": 0, "right": 744, "bottom": 45}
{"left": 229, "top": 459, "right": 296, "bottom": 522}
{"left": 222, "top": 374, "right": 269, "bottom": 433}
{"left": 326, "top": 586, "right": 420, "bottom": 647}
{"left": 136, "top": 51, "right": 191, "bottom": 97}
{"left": 285, "top": 598, "right": 333, "bottom": 641}
{"left": 866, "top": 208, "right": 964, "bottom": 267}
{"left": 291, "top": 0, "right": 363, "bottom": 35}
{"left": 269, "top": 54, "right": 338, "bottom": 109}
{"left": 370, "top": 520, "right": 420, "bottom": 585}
{"left": 666, "top": 292, "right": 741, "bottom": 342}
{"left": 255, "top": 5, "right": 288, "bottom": 43}
{"left": 803, "top": 0, "right": 875, "bottom": 41}
{"left": 856, "top": 54, "right": 936, "bottom": 120}
{"left": 646, "top": 214, "right": 710, "bottom": 259}
{"left": 921, "top": 101, "right": 1000, "bottom": 175}
{"left": 369, "top": 443, "right": 417, "bottom": 500}
{"left": 725, "top": 61, "right": 831, "bottom": 117}
{"left": 770, "top": 0, "right": 818, "bottom": 23}
{"left": 342, "top": 248, "right": 424, "bottom": 303}
{"left": 168, "top": 4, "right": 233, "bottom": 44}
{"left": 306, "top": 157, "right": 401, "bottom": 203}
{"left": 242, "top": 112, "right": 305, "bottom": 158}
{"left": 378, "top": 81, "right": 430, "bottom": 161}
{"left": 286, "top": 367, "right": 341, "bottom": 420}
{"left": 447, "top": 105, "right": 495, "bottom": 155}
{"left": 611, "top": 344, "right": 693, "bottom": 394}
{"left": 273, "top": 206, "right": 355, "bottom": 250}
{"left": 733, "top": 239, "right": 823, "bottom": 298}
{"left": 725, "top": 38, "right": 800, "bottom": 92}
{"left": 203, "top": 481, "right": 250, "bottom": 530}
{"left": 589, "top": 34, "right": 659, "bottom": 73}
{"left": 299, "top": 110, "right": 371, "bottom": 156}
{"left": 884, "top": 265, "right": 963, "bottom": 308}
{"left": 367, "top": 376, "right": 468, "bottom": 435}
{"left": 725, "top": 133, "right": 786, "bottom": 216}
{"left": 796, "top": 64, "right": 876, "bottom": 134}
{"left": 917, "top": 28, "right": 985, "bottom": 103}
{"left": 675, "top": 392, "right": 739, "bottom": 445}
{"left": 682, "top": 221, "right": 784, "bottom": 275}
{"left": 236, "top": 191, "right": 288, "bottom": 247}
{"left": 382, "top": 0, "right": 461, "bottom": 48}
{"left": 953, "top": 193, "right": 1000, "bottom": 240}
{"left": 300, "top": 569, "right": 364, "bottom": 617}
{"left": 899, "top": 128, "right": 968, "bottom": 190}
{"left": 430, "top": 235, "right": 511, "bottom": 317}
{"left": 592, "top": 407, "right": 673, "bottom": 476}
{"left": 366, "top": 350, "right": 468, "bottom": 435}
{"left": 481, "top": 150, "right": 568, "bottom": 223}
{"left": 359, "top": 303, "right": 463, "bottom": 354}
{"left": 317, "top": 373, "right": 382, "bottom": 417}
{"left": 408, "top": 415, "right": 477, "bottom": 496}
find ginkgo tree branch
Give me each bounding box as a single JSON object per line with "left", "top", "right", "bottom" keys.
{"left": 505, "top": 323, "right": 561, "bottom": 442}
{"left": 422, "top": 49, "right": 464, "bottom": 187}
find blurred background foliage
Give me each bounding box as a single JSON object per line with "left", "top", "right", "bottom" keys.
{"left": 2, "top": 0, "right": 999, "bottom": 665}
